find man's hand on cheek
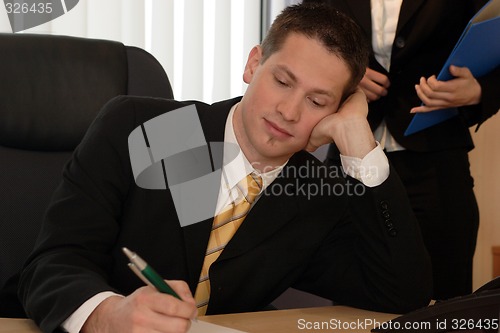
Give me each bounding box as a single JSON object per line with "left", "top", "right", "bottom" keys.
{"left": 306, "top": 88, "right": 376, "bottom": 158}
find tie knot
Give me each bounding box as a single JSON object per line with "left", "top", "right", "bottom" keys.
{"left": 243, "top": 173, "right": 262, "bottom": 204}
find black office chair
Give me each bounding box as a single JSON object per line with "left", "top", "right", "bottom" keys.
{"left": 0, "top": 33, "right": 174, "bottom": 317}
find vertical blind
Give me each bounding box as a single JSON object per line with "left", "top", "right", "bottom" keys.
{"left": 0, "top": 0, "right": 262, "bottom": 103}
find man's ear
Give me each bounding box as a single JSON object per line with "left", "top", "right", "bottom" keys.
{"left": 243, "top": 45, "right": 263, "bottom": 84}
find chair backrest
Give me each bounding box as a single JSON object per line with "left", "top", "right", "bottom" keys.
{"left": 0, "top": 33, "right": 173, "bottom": 316}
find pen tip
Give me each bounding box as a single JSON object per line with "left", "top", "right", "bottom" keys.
{"left": 122, "top": 247, "right": 133, "bottom": 257}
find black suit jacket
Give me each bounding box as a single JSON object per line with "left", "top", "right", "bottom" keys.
{"left": 19, "top": 96, "right": 432, "bottom": 332}
{"left": 305, "top": 0, "right": 499, "bottom": 151}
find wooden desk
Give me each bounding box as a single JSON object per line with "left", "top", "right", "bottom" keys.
{"left": 0, "top": 318, "right": 41, "bottom": 333}
{"left": 202, "top": 306, "right": 398, "bottom": 333}
{"left": 0, "top": 306, "right": 398, "bottom": 333}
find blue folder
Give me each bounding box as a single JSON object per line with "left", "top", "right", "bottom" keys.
{"left": 405, "top": 0, "right": 500, "bottom": 136}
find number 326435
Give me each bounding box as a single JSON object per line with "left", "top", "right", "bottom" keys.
{"left": 5, "top": 2, "right": 53, "bottom": 14}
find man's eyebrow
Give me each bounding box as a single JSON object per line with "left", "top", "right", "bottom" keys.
{"left": 274, "top": 64, "right": 336, "bottom": 99}
{"left": 275, "top": 64, "right": 298, "bottom": 83}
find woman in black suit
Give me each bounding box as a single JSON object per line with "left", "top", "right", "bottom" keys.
{"left": 305, "top": 0, "right": 500, "bottom": 299}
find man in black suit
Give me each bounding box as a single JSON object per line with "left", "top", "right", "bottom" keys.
{"left": 305, "top": 0, "right": 499, "bottom": 299}
{"left": 18, "top": 3, "right": 432, "bottom": 333}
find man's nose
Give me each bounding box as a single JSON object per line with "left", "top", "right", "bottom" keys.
{"left": 277, "top": 93, "right": 301, "bottom": 122}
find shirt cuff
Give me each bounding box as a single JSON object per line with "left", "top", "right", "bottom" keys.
{"left": 61, "top": 291, "right": 123, "bottom": 333}
{"left": 340, "top": 142, "right": 389, "bottom": 187}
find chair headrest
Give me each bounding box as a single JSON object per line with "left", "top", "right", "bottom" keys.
{"left": 0, "top": 33, "right": 128, "bottom": 151}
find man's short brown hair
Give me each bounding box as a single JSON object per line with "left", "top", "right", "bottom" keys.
{"left": 261, "top": 3, "right": 369, "bottom": 100}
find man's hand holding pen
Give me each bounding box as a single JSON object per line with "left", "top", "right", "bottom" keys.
{"left": 81, "top": 248, "right": 197, "bottom": 333}
{"left": 81, "top": 284, "right": 197, "bottom": 333}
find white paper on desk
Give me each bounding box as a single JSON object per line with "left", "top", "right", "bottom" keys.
{"left": 189, "top": 319, "right": 248, "bottom": 333}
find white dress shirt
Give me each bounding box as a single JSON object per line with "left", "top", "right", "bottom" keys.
{"left": 62, "top": 102, "right": 389, "bottom": 332}
{"left": 371, "top": 0, "right": 406, "bottom": 152}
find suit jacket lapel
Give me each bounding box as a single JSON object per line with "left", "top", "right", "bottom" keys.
{"left": 345, "top": 0, "right": 426, "bottom": 47}
{"left": 345, "top": 0, "right": 372, "bottom": 42}
{"left": 397, "top": 0, "right": 425, "bottom": 34}
{"left": 180, "top": 97, "right": 242, "bottom": 289}
{"left": 198, "top": 98, "right": 241, "bottom": 145}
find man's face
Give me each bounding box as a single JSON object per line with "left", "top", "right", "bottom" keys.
{"left": 234, "top": 32, "right": 351, "bottom": 170}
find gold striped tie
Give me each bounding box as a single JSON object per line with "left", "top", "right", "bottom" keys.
{"left": 194, "top": 173, "right": 263, "bottom": 315}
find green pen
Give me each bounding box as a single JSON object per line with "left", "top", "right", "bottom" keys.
{"left": 122, "top": 247, "right": 181, "bottom": 300}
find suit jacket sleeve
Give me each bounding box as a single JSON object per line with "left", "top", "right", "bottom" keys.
{"left": 294, "top": 166, "right": 433, "bottom": 314}
{"left": 18, "top": 96, "right": 143, "bottom": 333}
{"left": 461, "top": 65, "right": 500, "bottom": 130}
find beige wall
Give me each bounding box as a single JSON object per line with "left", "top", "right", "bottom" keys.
{"left": 470, "top": 113, "right": 500, "bottom": 290}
